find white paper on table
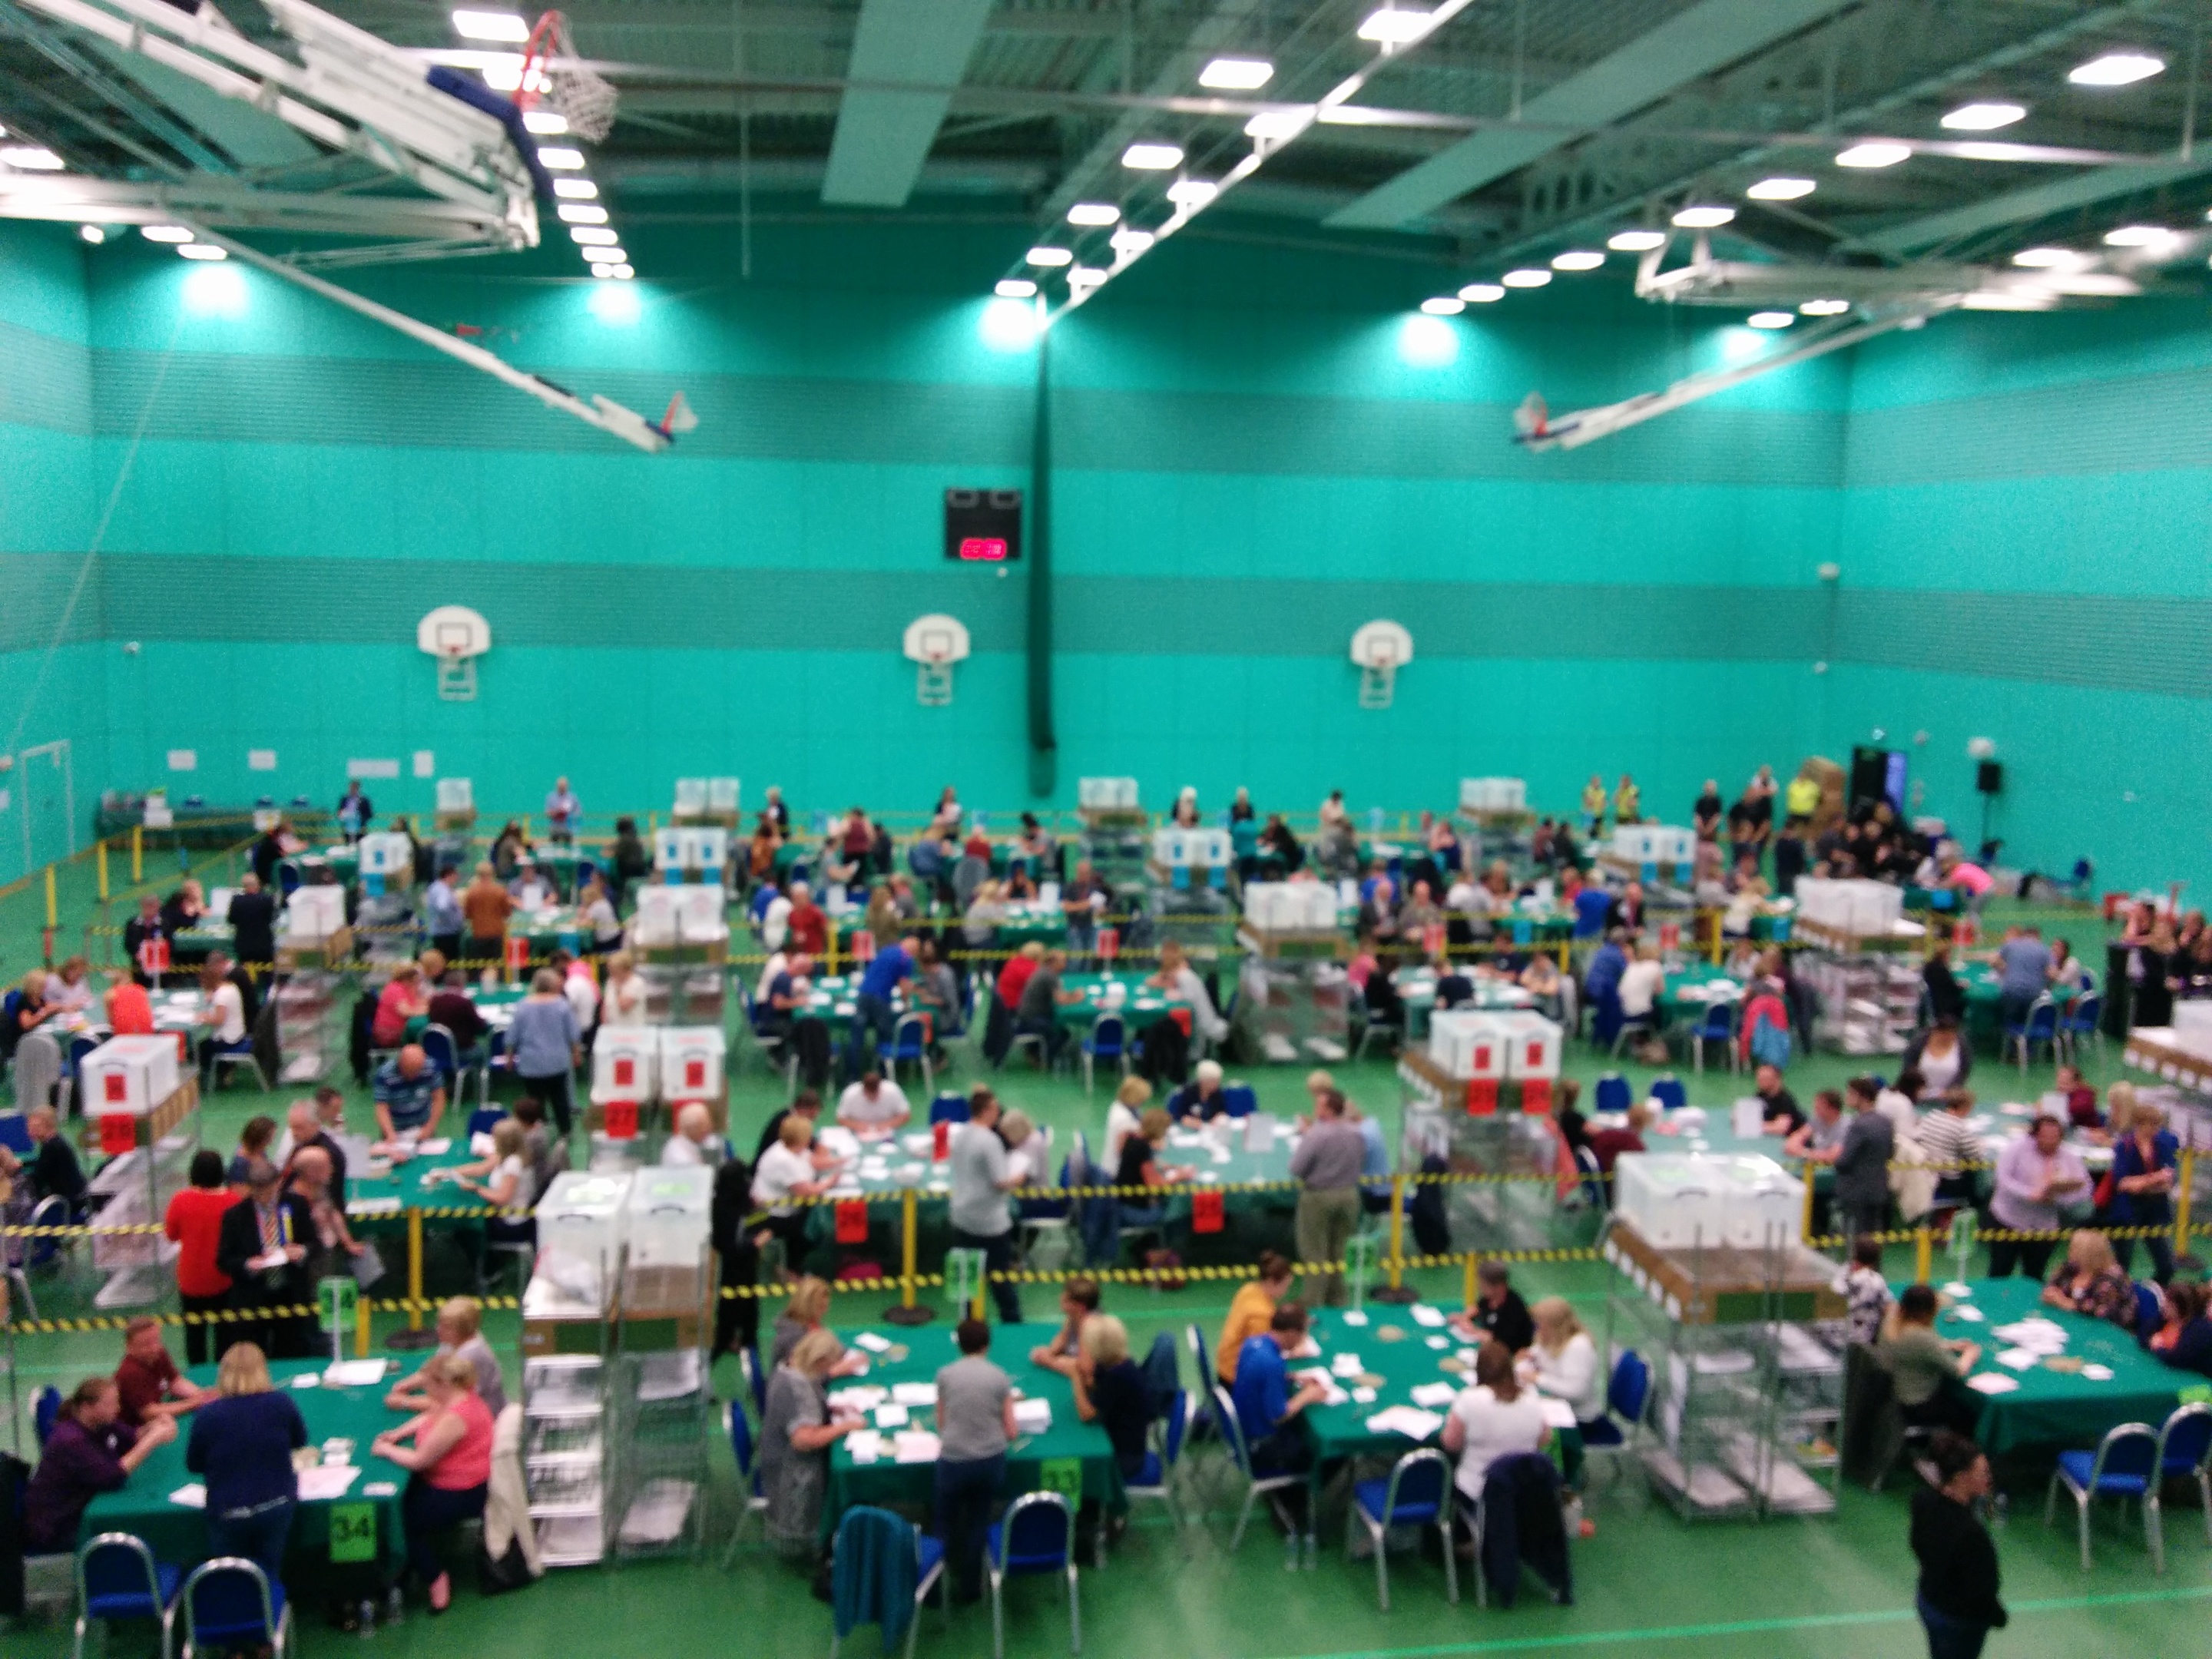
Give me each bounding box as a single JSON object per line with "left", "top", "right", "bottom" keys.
{"left": 1293, "top": 1369, "right": 1348, "bottom": 1406}
{"left": 323, "top": 1359, "right": 390, "bottom": 1387}
{"left": 843, "top": 1355, "right": 871, "bottom": 1379}
{"left": 1350, "top": 1387, "right": 1378, "bottom": 1404}
{"left": 1409, "top": 1304, "right": 1446, "bottom": 1328}
{"left": 169, "top": 1483, "right": 207, "bottom": 1508}
{"left": 1951, "top": 1306, "right": 1985, "bottom": 1323}
{"left": 848, "top": 1431, "right": 883, "bottom": 1465}
{"left": 1365, "top": 1406, "right": 1445, "bottom": 1440}
{"left": 290, "top": 1374, "right": 320, "bottom": 1389}
{"left": 1288, "top": 1336, "right": 1322, "bottom": 1359}
{"left": 1943, "top": 1282, "right": 1975, "bottom": 1298}
{"left": 892, "top": 1431, "right": 942, "bottom": 1464}
{"left": 416, "top": 1139, "right": 452, "bottom": 1156}
{"left": 1995, "top": 1348, "right": 2040, "bottom": 1371}
{"left": 890, "top": 1382, "right": 938, "bottom": 1408}
{"left": 1409, "top": 1382, "right": 1458, "bottom": 1409}
{"left": 1330, "top": 1353, "right": 1363, "bottom": 1377}
{"left": 1424, "top": 1335, "right": 1449, "bottom": 1351}
{"left": 349, "top": 1196, "right": 402, "bottom": 1217}
{"left": 854, "top": 1332, "right": 893, "bottom": 1353}
{"left": 1339, "top": 1310, "right": 1369, "bottom": 1328}
{"left": 1991, "top": 1319, "right": 2068, "bottom": 1353}
{"left": 873, "top": 1404, "right": 910, "bottom": 1429}
{"left": 1012, "top": 1399, "right": 1052, "bottom": 1433}
{"left": 1537, "top": 1397, "right": 1578, "bottom": 1429}
{"left": 363, "top": 1481, "right": 397, "bottom": 1498}
{"left": 2081, "top": 1363, "right": 2115, "bottom": 1381}
{"left": 1965, "top": 1373, "right": 2020, "bottom": 1395}
{"left": 297, "top": 1464, "right": 363, "bottom": 1501}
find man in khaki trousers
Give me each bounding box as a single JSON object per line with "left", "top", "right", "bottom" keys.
{"left": 1291, "top": 1084, "right": 1366, "bottom": 1306}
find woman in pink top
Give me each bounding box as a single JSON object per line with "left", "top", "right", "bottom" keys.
{"left": 373, "top": 1352, "right": 495, "bottom": 1611}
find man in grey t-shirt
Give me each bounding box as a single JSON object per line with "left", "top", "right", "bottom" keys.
{"left": 933, "top": 1318, "right": 1018, "bottom": 1602}
{"left": 1995, "top": 926, "right": 2052, "bottom": 1028}
{"left": 949, "top": 1088, "right": 1023, "bottom": 1323}
{"left": 1290, "top": 1084, "right": 1367, "bottom": 1307}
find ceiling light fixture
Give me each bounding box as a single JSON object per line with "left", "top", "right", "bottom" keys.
{"left": 1941, "top": 101, "right": 2026, "bottom": 131}
{"left": 1501, "top": 268, "right": 1551, "bottom": 288}
{"left": 141, "top": 224, "right": 194, "bottom": 243}
{"left": 0, "top": 145, "right": 66, "bottom": 171}
{"left": 2103, "top": 224, "right": 2174, "bottom": 247}
{"left": 1199, "top": 56, "right": 1274, "bottom": 90}
{"left": 1121, "top": 142, "right": 1183, "bottom": 170}
{"left": 1167, "top": 179, "right": 1220, "bottom": 209}
{"left": 583, "top": 247, "right": 627, "bottom": 265}
{"left": 995, "top": 277, "right": 1038, "bottom": 298}
{"left": 78, "top": 224, "right": 104, "bottom": 243}
{"left": 1799, "top": 298, "right": 1849, "bottom": 316}
{"left": 1068, "top": 266, "right": 1108, "bottom": 286}
{"left": 537, "top": 146, "right": 585, "bottom": 170}
{"left": 552, "top": 178, "right": 598, "bottom": 200}
{"left": 557, "top": 204, "right": 608, "bottom": 224}
{"left": 1066, "top": 202, "right": 1120, "bottom": 226}
{"left": 2069, "top": 52, "right": 2164, "bottom": 87}
{"left": 2010, "top": 247, "right": 2077, "bottom": 267}
{"left": 1746, "top": 177, "right": 1816, "bottom": 200}
{"left": 1109, "top": 228, "right": 1154, "bottom": 257}
{"left": 1025, "top": 246, "right": 1073, "bottom": 267}
{"left": 1747, "top": 310, "right": 1793, "bottom": 328}
{"left": 570, "top": 225, "right": 618, "bottom": 245}
{"left": 1420, "top": 296, "right": 1465, "bottom": 315}
{"left": 1358, "top": 6, "right": 1435, "bottom": 45}
{"left": 1836, "top": 141, "right": 1912, "bottom": 167}
{"left": 523, "top": 109, "right": 569, "bottom": 135}
{"left": 450, "top": 9, "right": 528, "bottom": 41}
{"left": 1459, "top": 283, "right": 1505, "bottom": 303}
{"left": 1607, "top": 229, "right": 1666, "bottom": 251}
{"left": 1551, "top": 250, "right": 1604, "bottom": 271}
{"left": 1671, "top": 205, "right": 1734, "bottom": 227}
{"left": 1243, "top": 110, "right": 1310, "bottom": 141}
{"left": 177, "top": 243, "right": 227, "bottom": 260}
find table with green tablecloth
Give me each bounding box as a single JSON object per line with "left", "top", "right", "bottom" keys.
{"left": 824, "top": 1320, "right": 1120, "bottom": 1524}
{"left": 81, "top": 1357, "right": 411, "bottom": 1572}
{"left": 346, "top": 1134, "right": 498, "bottom": 1339}
{"left": 1654, "top": 962, "right": 1745, "bottom": 1025}
{"left": 1392, "top": 969, "right": 1538, "bottom": 1041}
{"left": 1919, "top": 1277, "right": 2183, "bottom": 1454}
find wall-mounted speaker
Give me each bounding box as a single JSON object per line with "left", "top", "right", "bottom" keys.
{"left": 1976, "top": 761, "right": 2003, "bottom": 795}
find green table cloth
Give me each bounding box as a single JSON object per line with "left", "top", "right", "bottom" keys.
{"left": 1654, "top": 961, "right": 1745, "bottom": 1023}
{"left": 346, "top": 1135, "right": 498, "bottom": 1224}
{"left": 823, "top": 1321, "right": 1120, "bottom": 1520}
{"left": 1922, "top": 1276, "right": 2182, "bottom": 1454}
{"left": 81, "top": 1358, "right": 411, "bottom": 1572}
{"left": 1054, "top": 972, "right": 1185, "bottom": 1031}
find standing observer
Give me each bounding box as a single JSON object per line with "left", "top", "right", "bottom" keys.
{"left": 1290, "top": 1086, "right": 1365, "bottom": 1307}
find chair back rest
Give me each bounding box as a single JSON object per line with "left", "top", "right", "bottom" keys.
{"left": 1650, "top": 1075, "right": 1687, "bottom": 1112}
{"left": 184, "top": 1558, "right": 276, "bottom": 1641}
{"left": 1186, "top": 1323, "right": 1212, "bottom": 1396}
{"left": 33, "top": 1385, "right": 61, "bottom": 1445}
{"left": 830, "top": 1506, "right": 919, "bottom": 1634}
{"left": 928, "top": 1092, "right": 969, "bottom": 1125}
{"left": 2071, "top": 993, "right": 2102, "bottom": 1027}
{"left": 1608, "top": 1349, "right": 1650, "bottom": 1425}
{"left": 466, "top": 1106, "right": 508, "bottom": 1138}
{"left": 2090, "top": 1421, "right": 2162, "bottom": 1483}
{"left": 1089, "top": 1014, "right": 1124, "bottom": 1052}
{"left": 1161, "top": 1389, "right": 1189, "bottom": 1468}
{"left": 0, "top": 1111, "right": 30, "bottom": 1155}
{"left": 2133, "top": 1281, "right": 2162, "bottom": 1335}
{"left": 1382, "top": 1446, "right": 1449, "bottom": 1516}
{"left": 420, "top": 1024, "right": 460, "bottom": 1076}
{"left": 2025, "top": 995, "right": 2058, "bottom": 1036}
{"left": 1594, "top": 1073, "right": 1631, "bottom": 1115}
{"left": 1697, "top": 999, "right": 1737, "bottom": 1038}
{"left": 78, "top": 1532, "right": 158, "bottom": 1611}
{"left": 1211, "top": 1383, "right": 1257, "bottom": 1477}
{"left": 744, "top": 1343, "right": 768, "bottom": 1418}
{"left": 727, "top": 1399, "right": 755, "bottom": 1478}
{"left": 891, "top": 1013, "right": 929, "bottom": 1055}
{"left": 2158, "top": 1402, "right": 2212, "bottom": 1473}
{"left": 1220, "top": 1084, "right": 1257, "bottom": 1119}
{"left": 995, "top": 1489, "right": 1074, "bottom": 1571}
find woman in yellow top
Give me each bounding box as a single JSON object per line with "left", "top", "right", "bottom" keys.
{"left": 1214, "top": 1250, "right": 1294, "bottom": 1384}
{"left": 1612, "top": 773, "right": 1640, "bottom": 825}
{"left": 1579, "top": 775, "right": 1606, "bottom": 834}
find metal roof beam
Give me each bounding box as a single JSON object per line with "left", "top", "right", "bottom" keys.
{"left": 820, "top": 0, "right": 994, "bottom": 207}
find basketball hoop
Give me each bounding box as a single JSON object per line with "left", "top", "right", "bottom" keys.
{"left": 417, "top": 605, "right": 492, "bottom": 703}
{"left": 902, "top": 614, "right": 971, "bottom": 707}
{"left": 517, "top": 10, "right": 618, "bottom": 142}
{"left": 1350, "top": 619, "right": 1413, "bottom": 709}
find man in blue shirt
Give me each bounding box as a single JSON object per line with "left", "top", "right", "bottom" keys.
{"left": 1231, "top": 1303, "right": 1326, "bottom": 1553}
{"left": 1583, "top": 929, "right": 1629, "bottom": 1038}
{"left": 1995, "top": 925, "right": 2052, "bottom": 1028}
{"left": 374, "top": 1045, "right": 446, "bottom": 1141}
{"left": 846, "top": 933, "right": 916, "bottom": 1080}
{"left": 424, "top": 866, "right": 464, "bottom": 962}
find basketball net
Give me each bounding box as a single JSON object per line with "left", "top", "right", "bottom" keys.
{"left": 518, "top": 11, "right": 618, "bottom": 142}
{"left": 1357, "top": 646, "right": 1399, "bottom": 710}
{"left": 437, "top": 647, "right": 478, "bottom": 703}
{"left": 916, "top": 654, "right": 953, "bottom": 707}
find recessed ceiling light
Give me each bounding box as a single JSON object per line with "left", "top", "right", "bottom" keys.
{"left": 569, "top": 225, "right": 618, "bottom": 245}
{"left": 1067, "top": 202, "right": 1120, "bottom": 227}
{"left": 451, "top": 9, "right": 528, "bottom": 41}
{"left": 1941, "top": 101, "right": 2026, "bottom": 131}
{"left": 1419, "top": 296, "right": 1465, "bottom": 315}
{"left": 1551, "top": 250, "right": 1604, "bottom": 271}
{"left": 1458, "top": 283, "right": 1505, "bottom": 303}
{"left": 1167, "top": 179, "right": 1219, "bottom": 209}
{"left": 1121, "top": 142, "right": 1183, "bottom": 170}
{"left": 1200, "top": 56, "right": 1273, "bottom": 90}
{"left": 1671, "top": 205, "right": 1735, "bottom": 228}
{"left": 552, "top": 178, "right": 598, "bottom": 200}
{"left": 1747, "top": 310, "right": 1793, "bottom": 329}
{"left": 1109, "top": 227, "right": 1154, "bottom": 257}
{"left": 995, "top": 277, "right": 1038, "bottom": 298}
{"left": 1501, "top": 268, "right": 1551, "bottom": 288}
{"left": 1799, "top": 298, "right": 1849, "bottom": 316}
{"left": 2103, "top": 224, "right": 2174, "bottom": 247}
{"left": 1836, "top": 141, "right": 1912, "bottom": 167}
{"left": 2010, "top": 247, "right": 2078, "bottom": 267}
{"left": 582, "top": 247, "right": 627, "bottom": 265}
{"left": 1243, "top": 110, "right": 1310, "bottom": 141}
{"left": 1068, "top": 266, "right": 1108, "bottom": 286}
{"left": 1358, "top": 6, "right": 1435, "bottom": 44}
{"left": 0, "top": 145, "right": 66, "bottom": 171}
{"left": 537, "top": 147, "right": 585, "bottom": 170}
{"left": 1608, "top": 229, "right": 1666, "bottom": 251}
{"left": 523, "top": 109, "right": 568, "bottom": 135}
{"left": 141, "top": 224, "right": 194, "bottom": 243}
{"left": 2069, "top": 52, "right": 2164, "bottom": 87}
{"left": 1025, "top": 246, "right": 1073, "bottom": 267}
{"left": 177, "top": 243, "right": 227, "bottom": 260}
{"left": 78, "top": 224, "right": 104, "bottom": 243}
{"left": 557, "top": 204, "right": 608, "bottom": 224}
{"left": 1746, "top": 177, "right": 1816, "bottom": 200}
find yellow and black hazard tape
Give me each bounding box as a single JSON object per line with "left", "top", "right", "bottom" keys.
{"left": 3, "top": 1293, "right": 522, "bottom": 1337}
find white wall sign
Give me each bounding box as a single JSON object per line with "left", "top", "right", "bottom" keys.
{"left": 247, "top": 750, "right": 277, "bottom": 771}
{"left": 412, "top": 750, "right": 435, "bottom": 778}
{"left": 167, "top": 750, "right": 197, "bottom": 771}
{"left": 347, "top": 758, "right": 400, "bottom": 780}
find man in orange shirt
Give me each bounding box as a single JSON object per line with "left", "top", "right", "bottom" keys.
{"left": 460, "top": 861, "right": 514, "bottom": 969}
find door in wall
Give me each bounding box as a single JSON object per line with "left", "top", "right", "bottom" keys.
{"left": 20, "top": 740, "right": 75, "bottom": 874}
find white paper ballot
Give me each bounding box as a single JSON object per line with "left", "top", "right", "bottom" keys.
{"left": 1339, "top": 1310, "right": 1369, "bottom": 1328}
{"left": 1951, "top": 1306, "right": 1985, "bottom": 1323}
{"left": 891, "top": 1382, "right": 938, "bottom": 1407}
{"left": 323, "top": 1359, "right": 389, "bottom": 1387}
{"left": 1965, "top": 1373, "right": 2019, "bottom": 1395}
{"left": 847, "top": 1431, "right": 883, "bottom": 1465}
{"left": 892, "top": 1432, "right": 942, "bottom": 1464}
{"left": 1350, "top": 1387, "right": 1378, "bottom": 1404}
{"left": 1012, "top": 1399, "right": 1053, "bottom": 1433}
{"left": 1995, "top": 1348, "right": 2040, "bottom": 1370}
{"left": 854, "top": 1332, "right": 893, "bottom": 1353}
{"left": 1424, "top": 1335, "right": 1449, "bottom": 1351}
{"left": 169, "top": 1484, "right": 208, "bottom": 1509}
{"left": 297, "top": 1465, "right": 363, "bottom": 1501}
{"left": 1365, "top": 1406, "right": 1444, "bottom": 1440}
{"left": 873, "top": 1404, "right": 910, "bottom": 1429}
{"left": 1410, "top": 1304, "right": 1447, "bottom": 1328}
{"left": 1409, "top": 1382, "right": 1458, "bottom": 1409}
{"left": 2081, "top": 1363, "right": 2115, "bottom": 1381}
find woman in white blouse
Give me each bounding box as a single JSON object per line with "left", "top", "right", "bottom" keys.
{"left": 1527, "top": 1297, "right": 1605, "bottom": 1425}
{"left": 600, "top": 950, "right": 649, "bottom": 1025}
{"left": 1147, "top": 939, "right": 1227, "bottom": 1045}
{"left": 1441, "top": 1341, "right": 1550, "bottom": 1509}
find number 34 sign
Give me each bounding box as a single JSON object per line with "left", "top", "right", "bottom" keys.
{"left": 328, "top": 1502, "right": 377, "bottom": 1564}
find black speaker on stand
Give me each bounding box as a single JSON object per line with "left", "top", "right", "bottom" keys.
{"left": 1976, "top": 760, "right": 2002, "bottom": 859}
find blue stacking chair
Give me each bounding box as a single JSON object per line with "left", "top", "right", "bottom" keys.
{"left": 1577, "top": 1350, "right": 1651, "bottom": 1484}
{"left": 465, "top": 1105, "right": 508, "bottom": 1139}
{"left": 719, "top": 1402, "right": 769, "bottom": 1565}
{"left": 2153, "top": 1403, "right": 2212, "bottom": 1563}
{"left": 423, "top": 1023, "right": 478, "bottom": 1104}
{"left": 2046, "top": 1421, "right": 2161, "bottom": 1570}
{"left": 986, "top": 1491, "right": 1078, "bottom": 1659}
{"left": 830, "top": 1507, "right": 945, "bottom": 1659}
{"left": 2005, "top": 994, "right": 2060, "bottom": 1071}
{"left": 2062, "top": 992, "right": 2104, "bottom": 1063}
{"left": 1593, "top": 1073, "right": 1631, "bottom": 1117}
{"left": 1649, "top": 1075, "right": 1687, "bottom": 1112}
{"left": 1687, "top": 998, "right": 1738, "bottom": 1075}
{"left": 1080, "top": 1014, "right": 1125, "bottom": 1096}
{"left": 0, "top": 1110, "right": 31, "bottom": 1157}
{"left": 1122, "top": 1390, "right": 1189, "bottom": 1532}
{"left": 178, "top": 1558, "right": 290, "bottom": 1659}
{"left": 886, "top": 1012, "right": 933, "bottom": 1096}
{"left": 1346, "top": 1447, "right": 1456, "bottom": 1611}
{"left": 75, "top": 1534, "right": 180, "bottom": 1659}
{"left": 34, "top": 1384, "right": 62, "bottom": 1445}
{"left": 1211, "top": 1384, "right": 1306, "bottom": 1555}
{"left": 1219, "top": 1083, "right": 1258, "bottom": 1119}
{"left": 928, "top": 1091, "right": 970, "bottom": 1126}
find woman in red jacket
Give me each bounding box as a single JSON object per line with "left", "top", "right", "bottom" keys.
{"left": 163, "top": 1149, "right": 233, "bottom": 1363}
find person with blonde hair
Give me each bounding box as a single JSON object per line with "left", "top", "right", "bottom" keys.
{"left": 1147, "top": 938, "right": 1227, "bottom": 1045}
{"left": 14, "top": 969, "right": 61, "bottom": 1037}
{"left": 1071, "top": 1312, "right": 1152, "bottom": 1484}
{"left": 773, "top": 1275, "right": 833, "bottom": 1366}
{"left": 1217, "top": 1251, "right": 1295, "bottom": 1385}
{"left": 187, "top": 1341, "right": 309, "bottom": 1586}
{"left": 455, "top": 1118, "right": 531, "bottom": 1207}
{"left": 2042, "top": 1229, "right": 2137, "bottom": 1329}
{"left": 42, "top": 955, "right": 94, "bottom": 1012}
{"left": 601, "top": 949, "right": 649, "bottom": 1025}
{"left": 753, "top": 1111, "right": 839, "bottom": 1263}
{"left": 389, "top": 1296, "right": 506, "bottom": 1416}
{"left": 373, "top": 1352, "right": 495, "bottom": 1611}
{"left": 1104, "top": 1074, "right": 1153, "bottom": 1169}
{"left": 762, "top": 1327, "right": 863, "bottom": 1558}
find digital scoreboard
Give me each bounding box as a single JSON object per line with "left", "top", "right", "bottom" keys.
{"left": 944, "top": 488, "right": 1022, "bottom": 562}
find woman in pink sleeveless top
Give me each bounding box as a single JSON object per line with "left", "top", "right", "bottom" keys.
{"left": 372, "top": 1352, "right": 495, "bottom": 1611}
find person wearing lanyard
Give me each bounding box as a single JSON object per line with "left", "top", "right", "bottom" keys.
{"left": 187, "top": 1343, "right": 309, "bottom": 1588}
{"left": 214, "top": 1159, "right": 315, "bottom": 1358}
{"left": 2108, "top": 1100, "right": 2181, "bottom": 1283}
{"left": 1988, "top": 1115, "right": 2089, "bottom": 1280}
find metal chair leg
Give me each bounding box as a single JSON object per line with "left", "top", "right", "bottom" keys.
{"left": 2147, "top": 1492, "right": 2165, "bottom": 1574}
{"left": 2078, "top": 1492, "right": 2093, "bottom": 1571}
{"left": 1439, "top": 1513, "right": 1459, "bottom": 1605}
{"left": 2044, "top": 1472, "right": 2060, "bottom": 1528}
{"left": 1066, "top": 1562, "right": 1080, "bottom": 1654}
{"left": 1373, "top": 1518, "right": 1389, "bottom": 1611}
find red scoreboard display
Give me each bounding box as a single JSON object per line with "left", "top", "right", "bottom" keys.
{"left": 944, "top": 488, "right": 1022, "bottom": 562}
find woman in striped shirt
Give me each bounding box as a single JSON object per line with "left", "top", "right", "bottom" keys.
{"left": 1915, "top": 1089, "right": 1985, "bottom": 1209}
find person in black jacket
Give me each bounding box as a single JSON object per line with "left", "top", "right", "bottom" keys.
{"left": 1922, "top": 942, "right": 1969, "bottom": 1025}
{"left": 1453, "top": 1260, "right": 1535, "bottom": 1352}
{"left": 227, "top": 874, "right": 277, "bottom": 971}
{"left": 1910, "top": 1430, "right": 2006, "bottom": 1658}
{"left": 121, "top": 895, "right": 169, "bottom": 987}
{"left": 710, "top": 1156, "right": 761, "bottom": 1361}
{"left": 605, "top": 816, "right": 652, "bottom": 907}
{"left": 214, "top": 1160, "right": 316, "bottom": 1359}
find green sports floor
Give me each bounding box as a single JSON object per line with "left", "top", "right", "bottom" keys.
{"left": 5, "top": 847, "right": 2204, "bottom": 1657}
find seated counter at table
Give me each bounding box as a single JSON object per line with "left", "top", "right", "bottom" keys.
{"left": 2147, "top": 1280, "right": 2212, "bottom": 1376}
{"left": 1442, "top": 1340, "right": 1551, "bottom": 1517}
{"left": 372, "top": 1352, "right": 495, "bottom": 1614}
{"left": 373, "top": 961, "right": 431, "bottom": 1048}
{"left": 837, "top": 1069, "right": 912, "bottom": 1138}
{"left": 2040, "top": 1229, "right": 2137, "bottom": 1331}
{"left": 1230, "top": 1301, "right": 1328, "bottom": 1539}
{"left": 1148, "top": 939, "right": 1227, "bottom": 1045}
{"left": 22, "top": 1375, "right": 177, "bottom": 1553}
{"left": 1113, "top": 1108, "right": 1196, "bottom": 1238}
{"left": 1876, "top": 1284, "right": 1982, "bottom": 1436}
{"left": 1167, "top": 1058, "right": 1229, "bottom": 1123}
{"left": 1027, "top": 1277, "right": 1101, "bottom": 1379}
{"left": 753, "top": 1112, "right": 842, "bottom": 1263}
{"left": 374, "top": 1044, "right": 448, "bottom": 1144}
{"left": 1217, "top": 1252, "right": 1296, "bottom": 1386}
{"left": 1012, "top": 947, "right": 1084, "bottom": 1066}
{"left": 661, "top": 1102, "right": 725, "bottom": 1167}
{"left": 1451, "top": 1260, "right": 1535, "bottom": 1353}
{"left": 115, "top": 1313, "right": 212, "bottom": 1426}
{"left": 1068, "top": 1313, "right": 1153, "bottom": 1498}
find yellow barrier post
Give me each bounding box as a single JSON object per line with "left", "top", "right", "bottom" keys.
{"left": 884, "top": 1187, "right": 932, "bottom": 1326}
{"left": 1801, "top": 1162, "right": 1816, "bottom": 1242}
{"left": 1369, "top": 1174, "right": 1417, "bottom": 1304}
{"left": 1462, "top": 1252, "right": 1478, "bottom": 1309}
{"left": 383, "top": 1209, "right": 437, "bottom": 1350}
{"left": 1914, "top": 1225, "right": 1932, "bottom": 1283}
{"left": 2177, "top": 1147, "right": 2195, "bottom": 1260}
{"left": 97, "top": 839, "right": 108, "bottom": 901}
{"left": 131, "top": 825, "right": 142, "bottom": 882}
{"left": 44, "top": 866, "right": 56, "bottom": 928}
{"left": 356, "top": 1293, "right": 373, "bottom": 1358}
